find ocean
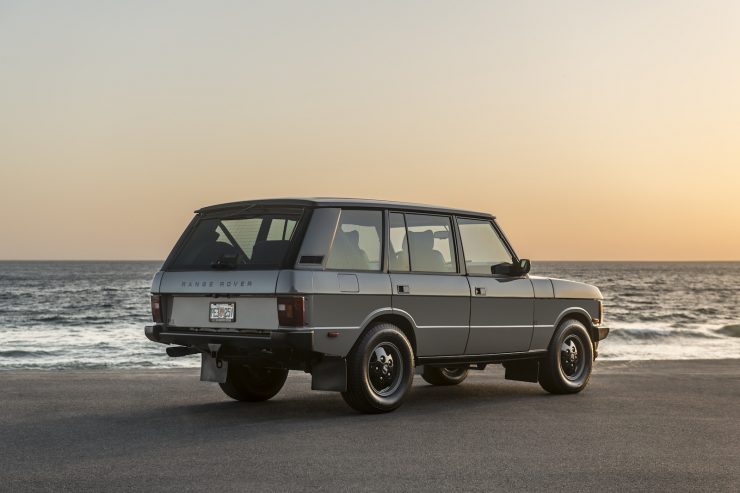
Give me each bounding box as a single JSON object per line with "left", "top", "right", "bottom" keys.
{"left": 0, "top": 261, "right": 738, "bottom": 369}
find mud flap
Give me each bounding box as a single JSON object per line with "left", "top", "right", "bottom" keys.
{"left": 311, "top": 357, "right": 347, "bottom": 392}
{"left": 503, "top": 359, "right": 540, "bottom": 383}
{"left": 200, "top": 353, "right": 228, "bottom": 383}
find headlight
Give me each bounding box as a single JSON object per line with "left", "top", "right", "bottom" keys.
{"left": 593, "top": 300, "right": 603, "bottom": 325}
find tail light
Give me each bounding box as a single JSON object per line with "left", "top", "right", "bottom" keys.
{"left": 151, "top": 295, "right": 164, "bottom": 323}
{"left": 277, "top": 296, "right": 305, "bottom": 327}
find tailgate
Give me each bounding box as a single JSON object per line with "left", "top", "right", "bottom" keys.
{"left": 159, "top": 270, "right": 280, "bottom": 330}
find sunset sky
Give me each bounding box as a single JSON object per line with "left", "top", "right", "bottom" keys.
{"left": 1, "top": 1, "right": 739, "bottom": 261}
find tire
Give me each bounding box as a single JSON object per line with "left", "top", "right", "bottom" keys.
{"left": 341, "top": 323, "right": 414, "bottom": 413}
{"left": 219, "top": 363, "right": 289, "bottom": 402}
{"left": 539, "top": 319, "right": 594, "bottom": 394}
{"left": 422, "top": 366, "right": 468, "bottom": 386}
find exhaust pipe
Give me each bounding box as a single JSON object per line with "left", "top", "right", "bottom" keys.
{"left": 166, "top": 346, "right": 200, "bottom": 357}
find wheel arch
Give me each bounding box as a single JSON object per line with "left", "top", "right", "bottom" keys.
{"left": 352, "top": 308, "right": 418, "bottom": 357}
{"left": 553, "top": 308, "right": 599, "bottom": 347}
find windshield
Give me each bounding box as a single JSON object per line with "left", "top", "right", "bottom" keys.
{"left": 169, "top": 212, "right": 302, "bottom": 270}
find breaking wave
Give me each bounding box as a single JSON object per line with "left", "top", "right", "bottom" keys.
{"left": 717, "top": 324, "right": 740, "bottom": 338}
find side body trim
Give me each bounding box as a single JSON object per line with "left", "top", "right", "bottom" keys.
{"left": 418, "top": 349, "right": 547, "bottom": 366}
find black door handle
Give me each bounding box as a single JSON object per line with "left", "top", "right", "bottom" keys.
{"left": 397, "top": 284, "right": 410, "bottom": 294}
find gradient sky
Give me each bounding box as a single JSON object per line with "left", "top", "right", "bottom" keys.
{"left": 1, "top": 1, "right": 739, "bottom": 260}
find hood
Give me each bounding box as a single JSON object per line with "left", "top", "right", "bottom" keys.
{"left": 547, "top": 277, "right": 603, "bottom": 300}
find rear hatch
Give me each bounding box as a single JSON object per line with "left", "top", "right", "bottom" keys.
{"left": 157, "top": 206, "right": 305, "bottom": 331}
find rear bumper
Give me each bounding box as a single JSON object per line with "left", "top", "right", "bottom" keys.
{"left": 144, "top": 325, "right": 314, "bottom": 353}
{"left": 146, "top": 325, "right": 345, "bottom": 391}
{"left": 597, "top": 326, "right": 610, "bottom": 340}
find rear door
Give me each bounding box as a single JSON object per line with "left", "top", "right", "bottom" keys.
{"left": 389, "top": 212, "right": 470, "bottom": 356}
{"left": 457, "top": 217, "right": 534, "bottom": 354}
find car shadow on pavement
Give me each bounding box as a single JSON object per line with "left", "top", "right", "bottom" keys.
{"left": 168, "top": 379, "right": 549, "bottom": 423}
{"left": 4, "top": 378, "right": 586, "bottom": 466}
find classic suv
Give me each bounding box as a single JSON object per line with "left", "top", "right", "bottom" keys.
{"left": 145, "top": 198, "right": 609, "bottom": 413}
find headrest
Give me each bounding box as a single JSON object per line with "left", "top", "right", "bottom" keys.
{"left": 196, "top": 228, "right": 219, "bottom": 242}
{"left": 410, "top": 230, "right": 434, "bottom": 249}
{"left": 345, "top": 229, "right": 360, "bottom": 246}
{"left": 251, "top": 240, "right": 290, "bottom": 264}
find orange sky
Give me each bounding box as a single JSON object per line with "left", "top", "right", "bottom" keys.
{"left": 1, "top": 1, "right": 739, "bottom": 260}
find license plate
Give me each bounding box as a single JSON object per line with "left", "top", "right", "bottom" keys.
{"left": 209, "top": 302, "right": 235, "bottom": 322}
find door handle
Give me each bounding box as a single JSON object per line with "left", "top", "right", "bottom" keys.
{"left": 396, "top": 284, "right": 410, "bottom": 294}
{"left": 474, "top": 287, "right": 486, "bottom": 296}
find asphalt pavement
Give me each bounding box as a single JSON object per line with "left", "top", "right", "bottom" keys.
{"left": 1, "top": 359, "right": 738, "bottom": 492}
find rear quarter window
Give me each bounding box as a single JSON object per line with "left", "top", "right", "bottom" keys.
{"left": 325, "top": 210, "right": 383, "bottom": 271}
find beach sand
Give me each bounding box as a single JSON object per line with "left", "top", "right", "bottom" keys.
{"left": 1, "top": 360, "right": 738, "bottom": 491}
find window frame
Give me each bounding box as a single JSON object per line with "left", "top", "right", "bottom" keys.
{"left": 387, "top": 211, "right": 463, "bottom": 276}
{"left": 453, "top": 215, "right": 521, "bottom": 277}
{"left": 386, "top": 211, "right": 410, "bottom": 273}
{"left": 266, "top": 217, "right": 297, "bottom": 241}
{"left": 323, "top": 208, "right": 386, "bottom": 273}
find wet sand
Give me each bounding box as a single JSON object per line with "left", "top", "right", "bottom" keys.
{"left": 1, "top": 360, "right": 738, "bottom": 491}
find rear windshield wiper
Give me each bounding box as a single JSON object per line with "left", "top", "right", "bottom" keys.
{"left": 210, "top": 262, "right": 235, "bottom": 270}
{"left": 211, "top": 254, "right": 239, "bottom": 269}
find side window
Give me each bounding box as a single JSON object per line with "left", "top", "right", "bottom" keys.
{"left": 389, "top": 213, "right": 409, "bottom": 271}
{"left": 326, "top": 210, "right": 382, "bottom": 271}
{"left": 405, "top": 214, "right": 456, "bottom": 273}
{"left": 457, "top": 218, "right": 513, "bottom": 275}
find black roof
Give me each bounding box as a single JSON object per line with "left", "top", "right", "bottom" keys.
{"left": 196, "top": 197, "right": 494, "bottom": 218}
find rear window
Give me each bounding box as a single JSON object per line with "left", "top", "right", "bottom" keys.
{"left": 169, "top": 211, "right": 302, "bottom": 270}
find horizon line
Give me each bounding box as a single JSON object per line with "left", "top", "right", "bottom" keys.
{"left": 1, "top": 259, "right": 739, "bottom": 263}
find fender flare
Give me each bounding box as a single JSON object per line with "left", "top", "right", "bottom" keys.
{"left": 552, "top": 307, "right": 599, "bottom": 346}
{"left": 352, "top": 307, "right": 419, "bottom": 354}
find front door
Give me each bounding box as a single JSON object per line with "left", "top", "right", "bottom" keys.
{"left": 388, "top": 212, "right": 470, "bottom": 356}
{"left": 457, "top": 217, "right": 534, "bottom": 354}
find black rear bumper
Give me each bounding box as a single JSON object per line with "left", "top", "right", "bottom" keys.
{"left": 144, "top": 325, "right": 314, "bottom": 354}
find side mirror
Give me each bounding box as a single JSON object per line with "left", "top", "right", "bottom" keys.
{"left": 491, "top": 259, "right": 531, "bottom": 277}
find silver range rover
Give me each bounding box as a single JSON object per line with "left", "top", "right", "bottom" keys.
{"left": 145, "top": 198, "right": 609, "bottom": 413}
